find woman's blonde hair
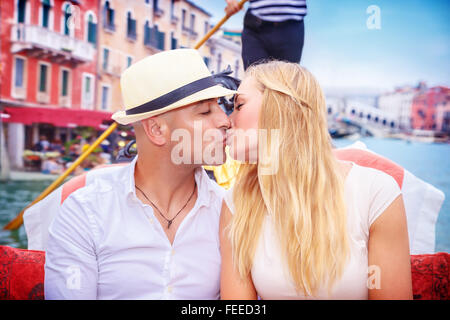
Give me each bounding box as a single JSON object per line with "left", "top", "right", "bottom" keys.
{"left": 229, "top": 61, "right": 349, "bottom": 296}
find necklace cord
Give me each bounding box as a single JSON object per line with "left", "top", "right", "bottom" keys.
{"left": 135, "top": 182, "right": 197, "bottom": 228}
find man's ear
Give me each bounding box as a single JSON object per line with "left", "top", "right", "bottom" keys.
{"left": 141, "top": 117, "right": 168, "bottom": 146}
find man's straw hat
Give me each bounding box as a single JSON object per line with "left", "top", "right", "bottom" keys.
{"left": 112, "top": 49, "right": 236, "bottom": 125}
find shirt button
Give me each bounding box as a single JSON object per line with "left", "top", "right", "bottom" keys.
{"left": 171, "top": 249, "right": 175, "bottom": 256}
{"left": 167, "top": 286, "right": 172, "bottom": 293}
{"left": 148, "top": 218, "right": 154, "bottom": 224}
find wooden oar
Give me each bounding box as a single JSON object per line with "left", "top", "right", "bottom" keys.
{"left": 3, "top": 0, "right": 248, "bottom": 231}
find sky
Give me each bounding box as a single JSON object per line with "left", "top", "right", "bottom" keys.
{"left": 197, "top": 0, "right": 450, "bottom": 92}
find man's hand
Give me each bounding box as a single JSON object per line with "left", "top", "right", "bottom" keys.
{"left": 225, "top": 0, "right": 242, "bottom": 16}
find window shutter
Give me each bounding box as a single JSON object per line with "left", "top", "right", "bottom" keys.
{"left": 110, "top": 9, "right": 115, "bottom": 26}
{"left": 158, "top": 31, "right": 165, "bottom": 50}
{"left": 39, "top": 65, "right": 47, "bottom": 92}
{"left": 62, "top": 70, "right": 69, "bottom": 96}
{"left": 88, "top": 22, "right": 97, "bottom": 45}
{"left": 144, "top": 23, "right": 150, "bottom": 45}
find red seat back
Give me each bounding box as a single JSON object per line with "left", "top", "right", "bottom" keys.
{"left": 0, "top": 245, "right": 448, "bottom": 299}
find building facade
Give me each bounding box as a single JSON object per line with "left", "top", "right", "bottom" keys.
{"left": 0, "top": 0, "right": 110, "bottom": 168}
{"left": 378, "top": 86, "right": 420, "bottom": 131}
{"left": 98, "top": 0, "right": 243, "bottom": 113}
{"left": 411, "top": 86, "right": 450, "bottom": 131}
{"left": 435, "top": 98, "right": 450, "bottom": 134}
{"left": 0, "top": 0, "right": 244, "bottom": 169}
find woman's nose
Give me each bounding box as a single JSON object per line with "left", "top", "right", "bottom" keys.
{"left": 227, "top": 111, "right": 236, "bottom": 128}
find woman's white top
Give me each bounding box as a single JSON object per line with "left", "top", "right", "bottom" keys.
{"left": 224, "top": 162, "right": 402, "bottom": 299}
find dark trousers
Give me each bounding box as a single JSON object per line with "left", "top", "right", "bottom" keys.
{"left": 241, "top": 11, "right": 305, "bottom": 70}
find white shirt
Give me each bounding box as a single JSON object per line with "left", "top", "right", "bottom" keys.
{"left": 224, "top": 162, "right": 402, "bottom": 299}
{"left": 45, "top": 156, "right": 225, "bottom": 300}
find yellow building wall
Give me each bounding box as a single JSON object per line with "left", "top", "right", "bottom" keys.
{"left": 97, "top": 0, "right": 243, "bottom": 114}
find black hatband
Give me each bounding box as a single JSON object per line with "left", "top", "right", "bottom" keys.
{"left": 125, "top": 76, "right": 217, "bottom": 116}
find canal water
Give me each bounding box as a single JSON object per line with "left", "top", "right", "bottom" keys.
{"left": 0, "top": 137, "right": 449, "bottom": 252}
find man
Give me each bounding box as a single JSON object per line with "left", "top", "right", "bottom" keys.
{"left": 34, "top": 135, "right": 50, "bottom": 151}
{"left": 44, "top": 49, "right": 236, "bottom": 299}
{"left": 225, "top": 0, "right": 307, "bottom": 69}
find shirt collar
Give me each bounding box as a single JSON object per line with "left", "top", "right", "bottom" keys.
{"left": 125, "top": 155, "right": 214, "bottom": 209}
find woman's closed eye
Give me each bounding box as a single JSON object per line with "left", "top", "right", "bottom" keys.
{"left": 235, "top": 103, "right": 243, "bottom": 111}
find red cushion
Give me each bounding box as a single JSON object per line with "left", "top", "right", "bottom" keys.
{"left": 0, "top": 245, "right": 45, "bottom": 300}
{"left": 0, "top": 245, "right": 448, "bottom": 299}
{"left": 411, "top": 252, "right": 449, "bottom": 300}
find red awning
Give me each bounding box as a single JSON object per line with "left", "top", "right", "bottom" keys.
{"left": 1, "top": 106, "right": 114, "bottom": 129}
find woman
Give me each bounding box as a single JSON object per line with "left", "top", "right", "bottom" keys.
{"left": 220, "top": 61, "right": 412, "bottom": 299}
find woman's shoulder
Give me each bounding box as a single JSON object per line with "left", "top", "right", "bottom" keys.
{"left": 348, "top": 162, "right": 402, "bottom": 227}
{"left": 350, "top": 162, "right": 401, "bottom": 191}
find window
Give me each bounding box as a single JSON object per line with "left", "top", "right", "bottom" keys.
{"left": 126, "top": 56, "right": 133, "bottom": 68}
{"left": 234, "top": 59, "right": 239, "bottom": 78}
{"left": 102, "top": 48, "right": 109, "bottom": 71}
{"left": 126, "top": 11, "right": 137, "bottom": 40}
{"left": 12, "top": 56, "right": 27, "bottom": 99}
{"left": 60, "top": 68, "right": 71, "bottom": 107}
{"left": 17, "top": 0, "right": 26, "bottom": 23}
{"left": 41, "top": 0, "right": 51, "bottom": 28}
{"left": 62, "top": 3, "right": 73, "bottom": 36}
{"left": 153, "top": 0, "right": 163, "bottom": 16}
{"left": 82, "top": 73, "right": 95, "bottom": 109}
{"left": 204, "top": 21, "right": 209, "bottom": 35}
{"left": 144, "top": 21, "right": 152, "bottom": 46}
{"left": 101, "top": 85, "right": 110, "bottom": 110}
{"left": 104, "top": 1, "right": 115, "bottom": 31}
{"left": 190, "top": 13, "right": 195, "bottom": 32}
{"left": 14, "top": 57, "right": 25, "bottom": 88}
{"left": 171, "top": 32, "right": 177, "bottom": 49}
{"left": 38, "top": 64, "right": 48, "bottom": 93}
{"left": 86, "top": 12, "right": 97, "bottom": 45}
{"left": 156, "top": 26, "right": 165, "bottom": 50}
{"left": 61, "top": 69, "right": 70, "bottom": 97}
{"left": 170, "top": 0, "right": 175, "bottom": 18}
{"left": 181, "top": 9, "right": 186, "bottom": 29}
{"left": 144, "top": 22, "right": 164, "bottom": 50}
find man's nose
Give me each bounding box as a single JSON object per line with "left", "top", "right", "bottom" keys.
{"left": 213, "top": 105, "right": 232, "bottom": 130}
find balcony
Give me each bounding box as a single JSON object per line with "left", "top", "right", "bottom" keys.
{"left": 127, "top": 32, "right": 137, "bottom": 41}
{"left": 181, "top": 26, "right": 198, "bottom": 39}
{"left": 36, "top": 91, "right": 50, "bottom": 104}
{"left": 103, "top": 22, "right": 116, "bottom": 33}
{"left": 10, "top": 24, "right": 95, "bottom": 65}
{"left": 182, "top": 25, "right": 190, "bottom": 35}
{"left": 144, "top": 26, "right": 165, "bottom": 51}
{"left": 154, "top": 8, "right": 164, "bottom": 18}
{"left": 190, "top": 30, "right": 198, "bottom": 39}
{"left": 171, "top": 15, "right": 179, "bottom": 25}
